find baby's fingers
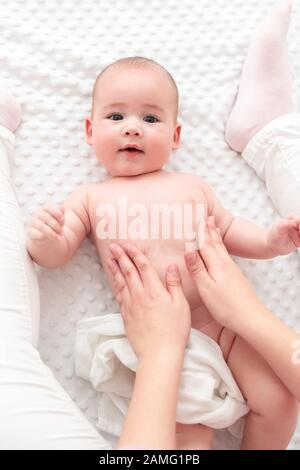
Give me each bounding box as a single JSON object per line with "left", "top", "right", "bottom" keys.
{"left": 288, "top": 228, "right": 300, "bottom": 247}
{"left": 286, "top": 216, "right": 300, "bottom": 234}
{"left": 27, "top": 227, "right": 46, "bottom": 241}
{"left": 37, "top": 208, "right": 64, "bottom": 234}
{"left": 29, "top": 218, "right": 62, "bottom": 242}
{"left": 43, "top": 203, "right": 65, "bottom": 221}
{"left": 277, "top": 219, "right": 298, "bottom": 232}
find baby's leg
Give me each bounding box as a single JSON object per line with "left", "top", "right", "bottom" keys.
{"left": 175, "top": 422, "right": 214, "bottom": 450}
{"left": 225, "top": 0, "right": 295, "bottom": 153}
{"left": 226, "top": 335, "right": 298, "bottom": 449}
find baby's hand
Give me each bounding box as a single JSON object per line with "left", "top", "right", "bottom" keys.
{"left": 26, "top": 203, "right": 65, "bottom": 246}
{"left": 266, "top": 216, "right": 300, "bottom": 256}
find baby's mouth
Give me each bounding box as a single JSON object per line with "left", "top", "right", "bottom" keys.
{"left": 119, "top": 147, "right": 144, "bottom": 156}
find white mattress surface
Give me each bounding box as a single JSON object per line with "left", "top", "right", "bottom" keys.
{"left": 1, "top": 0, "right": 299, "bottom": 449}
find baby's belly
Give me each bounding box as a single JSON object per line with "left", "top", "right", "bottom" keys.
{"left": 97, "top": 238, "right": 216, "bottom": 331}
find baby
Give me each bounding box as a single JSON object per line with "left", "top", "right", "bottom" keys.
{"left": 26, "top": 18, "right": 299, "bottom": 448}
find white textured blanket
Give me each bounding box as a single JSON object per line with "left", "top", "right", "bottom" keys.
{"left": 1, "top": 0, "right": 299, "bottom": 449}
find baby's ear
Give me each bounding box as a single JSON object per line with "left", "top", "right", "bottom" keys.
{"left": 172, "top": 122, "right": 181, "bottom": 150}
{"left": 85, "top": 116, "right": 93, "bottom": 145}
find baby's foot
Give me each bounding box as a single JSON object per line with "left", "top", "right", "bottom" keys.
{"left": 0, "top": 89, "right": 22, "bottom": 132}
{"left": 225, "top": 0, "right": 295, "bottom": 153}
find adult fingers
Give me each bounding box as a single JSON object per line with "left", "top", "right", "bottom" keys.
{"left": 124, "top": 243, "right": 164, "bottom": 294}
{"left": 196, "top": 219, "right": 218, "bottom": 272}
{"left": 207, "top": 216, "right": 223, "bottom": 245}
{"left": 197, "top": 218, "right": 230, "bottom": 274}
{"left": 184, "top": 250, "right": 212, "bottom": 288}
{"left": 165, "top": 264, "right": 186, "bottom": 302}
{"left": 106, "top": 258, "right": 131, "bottom": 310}
{"left": 207, "top": 217, "right": 230, "bottom": 258}
{"left": 109, "top": 243, "right": 143, "bottom": 295}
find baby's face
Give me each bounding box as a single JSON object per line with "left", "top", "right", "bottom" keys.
{"left": 85, "top": 67, "right": 181, "bottom": 177}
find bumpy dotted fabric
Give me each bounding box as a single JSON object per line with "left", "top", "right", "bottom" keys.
{"left": 1, "top": 0, "right": 300, "bottom": 449}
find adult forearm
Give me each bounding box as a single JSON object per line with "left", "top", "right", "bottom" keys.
{"left": 117, "top": 348, "right": 184, "bottom": 450}
{"left": 230, "top": 304, "right": 300, "bottom": 401}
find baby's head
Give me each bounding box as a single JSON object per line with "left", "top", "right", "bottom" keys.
{"left": 85, "top": 57, "right": 181, "bottom": 177}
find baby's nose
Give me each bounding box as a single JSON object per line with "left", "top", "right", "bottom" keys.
{"left": 122, "top": 124, "right": 143, "bottom": 137}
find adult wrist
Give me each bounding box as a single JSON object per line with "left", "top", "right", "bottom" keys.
{"left": 226, "top": 296, "right": 268, "bottom": 334}
{"left": 139, "top": 343, "right": 185, "bottom": 369}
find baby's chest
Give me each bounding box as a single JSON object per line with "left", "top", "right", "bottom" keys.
{"left": 90, "top": 182, "right": 208, "bottom": 243}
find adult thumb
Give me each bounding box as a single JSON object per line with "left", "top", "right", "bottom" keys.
{"left": 166, "top": 264, "right": 184, "bottom": 300}
{"left": 184, "top": 250, "right": 208, "bottom": 285}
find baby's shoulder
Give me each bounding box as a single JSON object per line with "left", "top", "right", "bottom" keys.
{"left": 65, "top": 181, "right": 105, "bottom": 207}
{"left": 175, "top": 171, "right": 207, "bottom": 187}
{"left": 83, "top": 179, "right": 111, "bottom": 194}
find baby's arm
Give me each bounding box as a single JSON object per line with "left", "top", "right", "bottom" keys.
{"left": 26, "top": 184, "right": 91, "bottom": 268}
{"left": 223, "top": 217, "right": 275, "bottom": 259}
{"left": 202, "top": 180, "right": 300, "bottom": 259}
{"left": 224, "top": 216, "right": 300, "bottom": 258}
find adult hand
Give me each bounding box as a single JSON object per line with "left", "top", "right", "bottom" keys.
{"left": 184, "top": 217, "right": 300, "bottom": 404}
{"left": 184, "top": 216, "right": 262, "bottom": 330}
{"left": 107, "top": 242, "right": 191, "bottom": 360}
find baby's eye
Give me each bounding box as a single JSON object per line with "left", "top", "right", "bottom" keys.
{"left": 108, "top": 114, "right": 123, "bottom": 121}
{"left": 143, "top": 115, "right": 158, "bottom": 123}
